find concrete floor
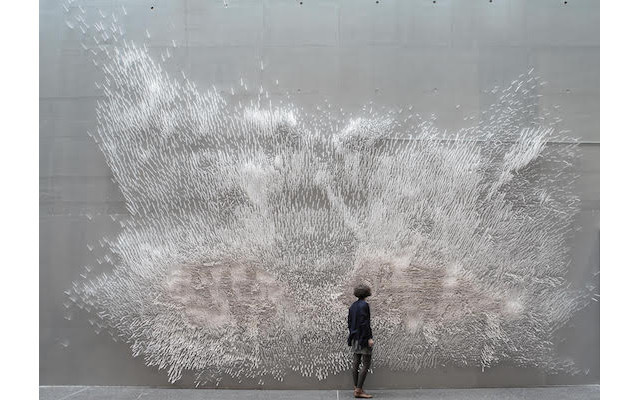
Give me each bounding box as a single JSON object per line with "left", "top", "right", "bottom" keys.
{"left": 40, "top": 385, "right": 599, "bottom": 400}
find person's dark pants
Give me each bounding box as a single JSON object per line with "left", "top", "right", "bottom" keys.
{"left": 352, "top": 353, "right": 372, "bottom": 389}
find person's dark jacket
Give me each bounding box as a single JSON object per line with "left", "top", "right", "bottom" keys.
{"left": 347, "top": 299, "right": 373, "bottom": 348}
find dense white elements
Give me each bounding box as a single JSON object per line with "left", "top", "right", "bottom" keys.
{"left": 63, "top": 0, "right": 593, "bottom": 386}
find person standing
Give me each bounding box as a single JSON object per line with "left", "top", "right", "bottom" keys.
{"left": 347, "top": 284, "right": 374, "bottom": 398}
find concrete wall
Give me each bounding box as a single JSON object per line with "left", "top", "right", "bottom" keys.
{"left": 40, "top": 0, "right": 599, "bottom": 388}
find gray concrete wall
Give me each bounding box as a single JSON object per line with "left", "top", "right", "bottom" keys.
{"left": 40, "top": 0, "right": 599, "bottom": 388}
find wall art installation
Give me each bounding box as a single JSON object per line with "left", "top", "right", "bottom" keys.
{"left": 62, "top": 1, "right": 596, "bottom": 386}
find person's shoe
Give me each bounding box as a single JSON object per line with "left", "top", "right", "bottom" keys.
{"left": 354, "top": 388, "right": 373, "bottom": 398}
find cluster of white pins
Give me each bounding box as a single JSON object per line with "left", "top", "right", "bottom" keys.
{"left": 64, "top": 0, "right": 591, "bottom": 386}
